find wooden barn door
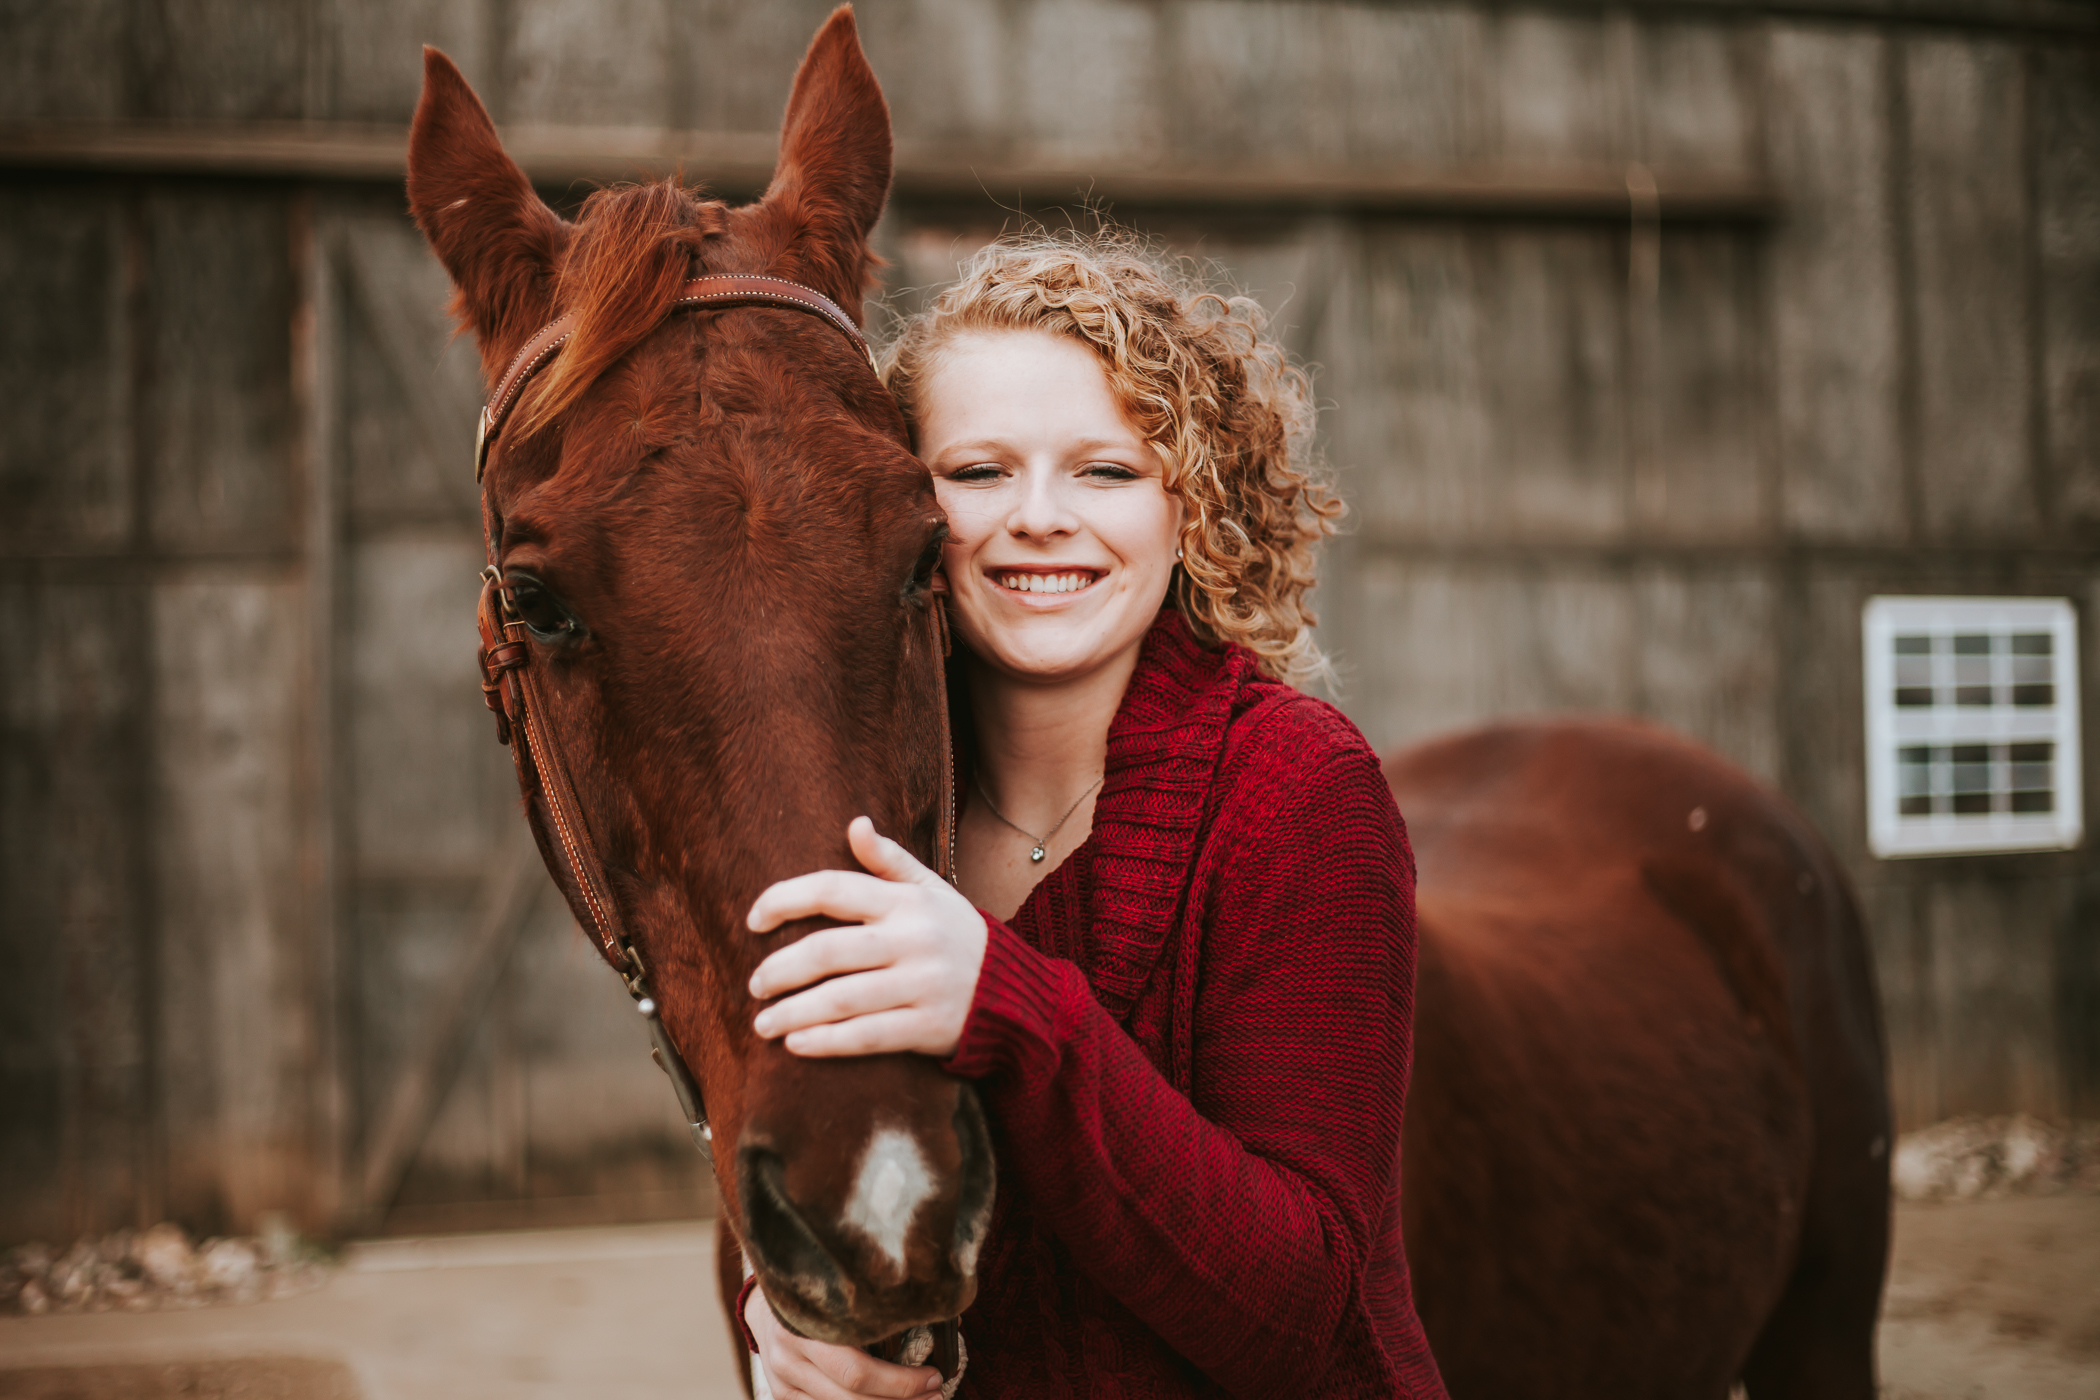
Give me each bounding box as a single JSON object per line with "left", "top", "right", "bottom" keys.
{"left": 317, "top": 195, "right": 713, "bottom": 1235}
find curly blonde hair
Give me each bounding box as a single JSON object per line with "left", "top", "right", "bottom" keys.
{"left": 880, "top": 230, "right": 1343, "bottom": 690}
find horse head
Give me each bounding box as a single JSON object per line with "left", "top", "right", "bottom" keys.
{"left": 405, "top": 7, "right": 991, "bottom": 1345}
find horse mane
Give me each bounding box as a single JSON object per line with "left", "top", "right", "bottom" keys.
{"left": 516, "top": 180, "right": 727, "bottom": 436}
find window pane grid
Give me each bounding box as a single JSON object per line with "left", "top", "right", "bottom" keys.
{"left": 1890, "top": 632, "right": 2054, "bottom": 710}
{"left": 1895, "top": 742, "right": 2055, "bottom": 818}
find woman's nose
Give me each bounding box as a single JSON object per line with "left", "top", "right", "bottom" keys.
{"left": 1008, "top": 466, "right": 1075, "bottom": 538}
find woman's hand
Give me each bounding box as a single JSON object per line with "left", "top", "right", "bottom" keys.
{"left": 747, "top": 817, "right": 987, "bottom": 1059}
{"left": 746, "top": 1283, "right": 945, "bottom": 1400}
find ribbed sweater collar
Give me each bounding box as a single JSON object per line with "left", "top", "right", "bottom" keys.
{"left": 1035, "top": 610, "right": 1257, "bottom": 1019}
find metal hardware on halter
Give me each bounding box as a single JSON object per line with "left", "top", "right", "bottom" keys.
{"left": 627, "top": 949, "right": 713, "bottom": 1148}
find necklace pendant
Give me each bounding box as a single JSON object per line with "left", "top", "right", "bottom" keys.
{"left": 1030, "top": 845, "right": 1046, "bottom": 863}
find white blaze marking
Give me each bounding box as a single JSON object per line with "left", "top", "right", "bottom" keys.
{"left": 843, "top": 1128, "right": 934, "bottom": 1272}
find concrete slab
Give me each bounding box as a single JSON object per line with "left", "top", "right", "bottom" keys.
{"left": 0, "top": 1223, "right": 744, "bottom": 1400}
{"left": 1, "top": 1198, "right": 2093, "bottom": 1397}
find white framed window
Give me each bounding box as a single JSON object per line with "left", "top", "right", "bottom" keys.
{"left": 1863, "top": 596, "right": 2083, "bottom": 858}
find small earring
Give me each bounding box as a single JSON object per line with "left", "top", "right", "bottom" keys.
{"left": 1175, "top": 547, "right": 1184, "bottom": 559}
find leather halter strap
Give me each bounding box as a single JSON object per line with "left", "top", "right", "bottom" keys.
{"left": 474, "top": 274, "right": 879, "bottom": 481}
{"left": 473, "top": 273, "right": 959, "bottom": 1157}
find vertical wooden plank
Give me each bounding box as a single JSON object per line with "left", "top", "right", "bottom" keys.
{"left": 0, "top": 191, "right": 133, "bottom": 555}
{"left": 0, "top": 0, "right": 126, "bottom": 122}
{"left": 1475, "top": 228, "right": 1631, "bottom": 543}
{"left": 1012, "top": 0, "right": 1167, "bottom": 166}
{"left": 860, "top": 0, "right": 1015, "bottom": 152}
{"left": 1347, "top": 557, "right": 1636, "bottom": 753}
{"left": 504, "top": 0, "right": 673, "bottom": 126}
{"left": 1856, "top": 880, "right": 1937, "bottom": 1129}
{"left": 1330, "top": 225, "right": 1491, "bottom": 543}
{"left": 339, "top": 217, "right": 484, "bottom": 526}
{"left": 153, "top": 575, "right": 314, "bottom": 1234}
{"left": 1648, "top": 230, "right": 1772, "bottom": 541}
{"left": 1767, "top": 26, "right": 1906, "bottom": 543}
{"left": 1479, "top": 9, "right": 1625, "bottom": 167}
{"left": 1161, "top": 1, "right": 1475, "bottom": 169}
{"left": 2035, "top": 46, "right": 2100, "bottom": 529}
{"left": 1637, "top": 21, "right": 1761, "bottom": 177}
{"left": 504, "top": 896, "right": 710, "bottom": 1193}
{"left": 143, "top": 191, "right": 301, "bottom": 556}
{"left": 347, "top": 537, "right": 499, "bottom": 875}
{"left": 1906, "top": 37, "right": 2037, "bottom": 538}
{"left": 292, "top": 193, "right": 348, "bottom": 1229}
{"left": 0, "top": 582, "right": 152, "bottom": 1245}
{"left": 329, "top": 0, "right": 492, "bottom": 125}
{"left": 1632, "top": 565, "right": 1780, "bottom": 781}
{"left": 125, "top": 0, "right": 312, "bottom": 120}
{"left": 1922, "top": 874, "right": 2072, "bottom": 1119}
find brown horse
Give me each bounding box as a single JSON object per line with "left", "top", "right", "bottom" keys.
{"left": 406, "top": 6, "right": 988, "bottom": 1359}
{"left": 1393, "top": 718, "right": 1890, "bottom": 1398}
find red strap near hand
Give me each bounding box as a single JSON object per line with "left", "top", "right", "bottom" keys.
{"left": 734, "top": 1273, "right": 764, "bottom": 1354}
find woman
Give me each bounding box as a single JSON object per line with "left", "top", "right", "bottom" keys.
{"left": 737, "top": 234, "right": 1447, "bottom": 1400}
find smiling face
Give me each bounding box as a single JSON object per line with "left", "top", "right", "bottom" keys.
{"left": 917, "top": 329, "right": 1184, "bottom": 687}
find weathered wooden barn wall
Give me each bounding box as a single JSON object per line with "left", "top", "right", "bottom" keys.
{"left": 1, "top": 0, "right": 2096, "bottom": 1245}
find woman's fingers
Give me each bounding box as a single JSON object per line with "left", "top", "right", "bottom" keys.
{"left": 750, "top": 924, "right": 903, "bottom": 1001}
{"left": 755, "top": 966, "right": 920, "bottom": 1039}
{"left": 750, "top": 1283, "right": 941, "bottom": 1400}
{"left": 804, "top": 1343, "right": 943, "bottom": 1398}
{"left": 782, "top": 1007, "right": 936, "bottom": 1058}
{"left": 748, "top": 867, "right": 900, "bottom": 935}
{"left": 766, "top": 1344, "right": 941, "bottom": 1400}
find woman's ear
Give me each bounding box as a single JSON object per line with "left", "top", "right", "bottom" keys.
{"left": 406, "top": 46, "right": 571, "bottom": 378}
{"left": 751, "top": 6, "right": 893, "bottom": 318}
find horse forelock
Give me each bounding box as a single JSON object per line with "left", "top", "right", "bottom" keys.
{"left": 515, "top": 179, "right": 728, "bottom": 436}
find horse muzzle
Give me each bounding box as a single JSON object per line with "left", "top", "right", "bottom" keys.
{"left": 737, "top": 1079, "right": 994, "bottom": 1345}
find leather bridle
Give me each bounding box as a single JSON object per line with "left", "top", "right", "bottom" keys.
{"left": 473, "top": 274, "right": 957, "bottom": 1158}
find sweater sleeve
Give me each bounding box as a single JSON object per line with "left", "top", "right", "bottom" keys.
{"left": 942, "top": 723, "right": 1418, "bottom": 1399}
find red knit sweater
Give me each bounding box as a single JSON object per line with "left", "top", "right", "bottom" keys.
{"left": 938, "top": 613, "right": 1448, "bottom": 1399}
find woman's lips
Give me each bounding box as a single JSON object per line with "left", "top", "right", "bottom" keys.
{"left": 993, "top": 569, "right": 1101, "bottom": 596}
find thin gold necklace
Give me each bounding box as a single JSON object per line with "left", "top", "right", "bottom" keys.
{"left": 971, "top": 772, "right": 1104, "bottom": 863}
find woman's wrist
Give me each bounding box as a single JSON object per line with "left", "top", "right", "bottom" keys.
{"left": 941, "top": 916, "right": 1070, "bottom": 1080}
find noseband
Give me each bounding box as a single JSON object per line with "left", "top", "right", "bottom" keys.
{"left": 472, "top": 274, "right": 957, "bottom": 1156}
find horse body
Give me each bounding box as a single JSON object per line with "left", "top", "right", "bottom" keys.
{"left": 407, "top": 6, "right": 989, "bottom": 1354}
{"left": 1393, "top": 718, "right": 1890, "bottom": 1398}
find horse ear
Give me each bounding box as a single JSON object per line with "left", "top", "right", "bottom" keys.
{"left": 406, "top": 46, "right": 570, "bottom": 376}
{"left": 756, "top": 6, "right": 892, "bottom": 317}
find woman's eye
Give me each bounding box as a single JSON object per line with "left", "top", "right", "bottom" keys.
{"left": 505, "top": 577, "right": 582, "bottom": 643}
{"left": 949, "top": 463, "right": 1003, "bottom": 483}
{"left": 1083, "top": 461, "right": 1139, "bottom": 481}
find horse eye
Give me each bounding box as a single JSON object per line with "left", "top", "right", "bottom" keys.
{"left": 505, "top": 575, "right": 582, "bottom": 644}
{"left": 907, "top": 523, "right": 949, "bottom": 594}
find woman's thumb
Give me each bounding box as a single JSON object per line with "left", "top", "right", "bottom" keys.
{"left": 848, "top": 816, "right": 935, "bottom": 884}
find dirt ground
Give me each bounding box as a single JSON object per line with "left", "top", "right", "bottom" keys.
{"left": 0, "top": 1199, "right": 2093, "bottom": 1398}
{"left": 1879, "top": 1195, "right": 2100, "bottom": 1400}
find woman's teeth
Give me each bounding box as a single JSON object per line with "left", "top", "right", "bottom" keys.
{"left": 999, "top": 571, "right": 1093, "bottom": 595}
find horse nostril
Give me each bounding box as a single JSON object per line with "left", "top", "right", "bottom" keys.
{"left": 952, "top": 1084, "right": 997, "bottom": 1275}
{"left": 738, "top": 1144, "right": 852, "bottom": 1330}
